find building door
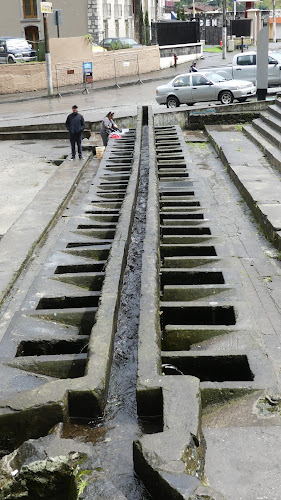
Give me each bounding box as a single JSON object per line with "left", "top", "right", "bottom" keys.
{"left": 25, "top": 25, "right": 39, "bottom": 49}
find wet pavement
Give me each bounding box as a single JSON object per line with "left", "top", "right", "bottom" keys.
{"left": 1, "top": 46, "right": 281, "bottom": 499}
{"left": 0, "top": 43, "right": 281, "bottom": 128}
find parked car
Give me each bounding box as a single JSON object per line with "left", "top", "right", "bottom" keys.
{"left": 0, "top": 37, "right": 37, "bottom": 63}
{"left": 92, "top": 43, "right": 107, "bottom": 53}
{"left": 155, "top": 71, "right": 256, "bottom": 108}
{"left": 210, "top": 51, "right": 281, "bottom": 86}
{"left": 99, "top": 37, "right": 141, "bottom": 50}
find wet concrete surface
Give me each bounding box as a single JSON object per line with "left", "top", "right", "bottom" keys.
{"left": 1, "top": 47, "right": 281, "bottom": 498}
{"left": 1, "top": 44, "right": 281, "bottom": 128}
{"left": 0, "top": 139, "right": 69, "bottom": 235}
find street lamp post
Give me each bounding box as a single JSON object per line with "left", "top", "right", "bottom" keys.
{"left": 42, "top": 1, "right": 53, "bottom": 95}
{"left": 222, "top": 0, "right": 227, "bottom": 58}
{"left": 273, "top": 0, "right": 276, "bottom": 43}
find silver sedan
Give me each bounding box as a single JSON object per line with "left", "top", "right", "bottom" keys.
{"left": 155, "top": 71, "right": 256, "bottom": 108}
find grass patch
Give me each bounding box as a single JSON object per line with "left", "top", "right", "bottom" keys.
{"left": 190, "top": 142, "right": 208, "bottom": 149}
{"left": 203, "top": 46, "right": 222, "bottom": 53}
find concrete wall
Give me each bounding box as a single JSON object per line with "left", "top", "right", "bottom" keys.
{"left": 0, "top": 37, "right": 160, "bottom": 94}
{"left": 0, "top": 63, "right": 46, "bottom": 94}
{"left": 0, "top": 0, "right": 25, "bottom": 37}
{"left": 159, "top": 43, "right": 202, "bottom": 69}
{"left": 87, "top": 45, "right": 160, "bottom": 81}
{"left": 0, "top": 0, "right": 88, "bottom": 40}
{"left": 49, "top": 36, "right": 93, "bottom": 66}
{"left": 47, "top": 0, "right": 88, "bottom": 39}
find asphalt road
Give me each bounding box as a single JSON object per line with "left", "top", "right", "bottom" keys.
{"left": 2, "top": 46, "right": 280, "bottom": 127}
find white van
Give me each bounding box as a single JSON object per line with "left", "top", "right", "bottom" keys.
{"left": 0, "top": 37, "right": 37, "bottom": 63}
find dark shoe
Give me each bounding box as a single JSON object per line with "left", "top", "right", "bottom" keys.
{"left": 79, "top": 156, "right": 84, "bottom": 160}
{"left": 70, "top": 157, "right": 75, "bottom": 161}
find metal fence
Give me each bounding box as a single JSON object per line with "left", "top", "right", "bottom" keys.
{"left": 55, "top": 61, "right": 93, "bottom": 96}
{"left": 113, "top": 53, "right": 143, "bottom": 88}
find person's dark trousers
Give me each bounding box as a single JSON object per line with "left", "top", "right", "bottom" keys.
{"left": 70, "top": 132, "right": 82, "bottom": 158}
{"left": 101, "top": 131, "right": 108, "bottom": 146}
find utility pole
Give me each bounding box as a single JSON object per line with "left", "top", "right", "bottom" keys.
{"left": 273, "top": 0, "right": 276, "bottom": 43}
{"left": 222, "top": 0, "right": 227, "bottom": 59}
{"left": 56, "top": 10, "right": 60, "bottom": 38}
{"left": 42, "top": 1, "right": 53, "bottom": 95}
{"left": 193, "top": 0, "right": 195, "bottom": 18}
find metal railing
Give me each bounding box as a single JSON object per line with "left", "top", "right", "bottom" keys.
{"left": 114, "top": 53, "right": 143, "bottom": 88}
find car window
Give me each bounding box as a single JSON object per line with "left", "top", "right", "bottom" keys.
{"left": 268, "top": 56, "right": 278, "bottom": 64}
{"left": 192, "top": 74, "right": 209, "bottom": 86}
{"left": 237, "top": 54, "right": 256, "bottom": 66}
{"left": 202, "top": 72, "right": 225, "bottom": 82}
{"left": 122, "top": 38, "right": 136, "bottom": 44}
{"left": 173, "top": 75, "right": 190, "bottom": 87}
{"left": 0, "top": 41, "right": 6, "bottom": 49}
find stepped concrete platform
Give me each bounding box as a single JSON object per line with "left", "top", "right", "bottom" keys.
{"left": 0, "top": 150, "right": 94, "bottom": 307}
{"left": 206, "top": 123, "right": 281, "bottom": 251}
{"left": 243, "top": 98, "right": 281, "bottom": 173}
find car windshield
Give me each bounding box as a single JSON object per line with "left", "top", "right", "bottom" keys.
{"left": 202, "top": 72, "right": 226, "bottom": 82}
{"left": 271, "top": 51, "right": 281, "bottom": 61}
{"left": 6, "top": 39, "right": 30, "bottom": 50}
{"left": 121, "top": 38, "right": 137, "bottom": 44}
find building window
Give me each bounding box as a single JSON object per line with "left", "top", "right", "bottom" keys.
{"left": 114, "top": 2, "right": 122, "bottom": 18}
{"left": 103, "top": 3, "right": 112, "bottom": 19}
{"left": 23, "top": 0, "right": 38, "bottom": 18}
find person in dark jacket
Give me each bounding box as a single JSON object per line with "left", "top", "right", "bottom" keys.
{"left": 190, "top": 62, "right": 198, "bottom": 72}
{"left": 65, "top": 105, "right": 85, "bottom": 160}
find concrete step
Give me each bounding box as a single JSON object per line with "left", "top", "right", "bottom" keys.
{"left": 252, "top": 117, "right": 281, "bottom": 149}
{"left": 0, "top": 121, "right": 92, "bottom": 132}
{"left": 243, "top": 123, "right": 281, "bottom": 174}
{"left": 259, "top": 110, "right": 281, "bottom": 136}
{"left": 0, "top": 129, "right": 91, "bottom": 140}
{"left": 273, "top": 97, "right": 281, "bottom": 111}
{"left": 267, "top": 102, "right": 281, "bottom": 121}
{"left": 206, "top": 123, "right": 281, "bottom": 250}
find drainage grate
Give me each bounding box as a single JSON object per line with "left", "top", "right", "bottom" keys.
{"left": 161, "top": 354, "right": 254, "bottom": 381}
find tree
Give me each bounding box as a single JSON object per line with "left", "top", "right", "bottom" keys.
{"left": 181, "top": 6, "right": 186, "bottom": 20}
{"left": 176, "top": 4, "right": 181, "bottom": 19}
{"left": 145, "top": 10, "right": 151, "bottom": 45}
{"left": 139, "top": 7, "right": 145, "bottom": 45}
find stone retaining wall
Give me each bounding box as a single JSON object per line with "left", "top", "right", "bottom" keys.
{"left": 0, "top": 37, "right": 161, "bottom": 95}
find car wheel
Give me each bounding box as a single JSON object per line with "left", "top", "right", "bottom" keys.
{"left": 237, "top": 97, "right": 247, "bottom": 103}
{"left": 167, "top": 96, "right": 180, "bottom": 108}
{"left": 219, "top": 90, "right": 233, "bottom": 105}
{"left": 7, "top": 57, "right": 15, "bottom": 64}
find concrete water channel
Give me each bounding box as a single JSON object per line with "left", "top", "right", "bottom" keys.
{"left": 1, "top": 102, "right": 281, "bottom": 499}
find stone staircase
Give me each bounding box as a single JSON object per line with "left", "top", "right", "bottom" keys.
{"left": 0, "top": 122, "right": 92, "bottom": 141}
{"left": 206, "top": 97, "right": 281, "bottom": 251}
{"left": 243, "top": 98, "right": 281, "bottom": 171}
